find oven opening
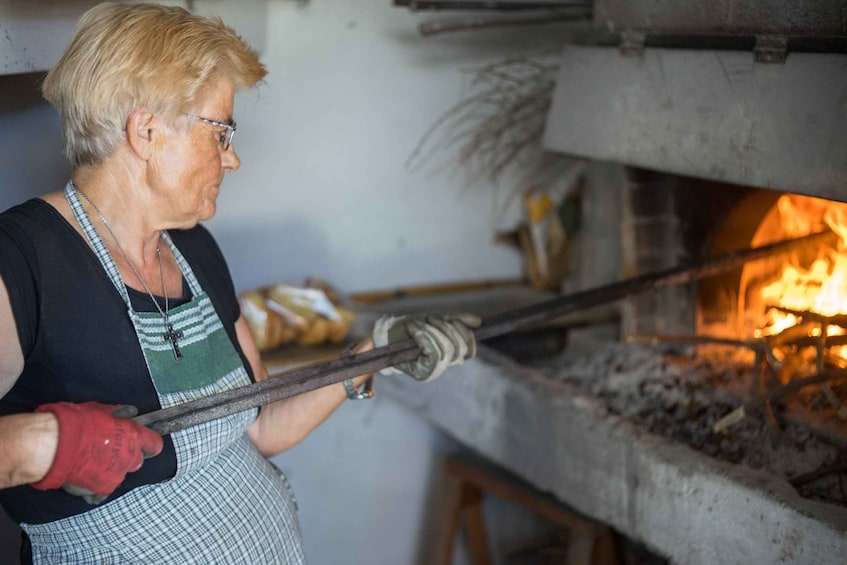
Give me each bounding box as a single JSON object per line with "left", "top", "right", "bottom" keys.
{"left": 517, "top": 170, "right": 847, "bottom": 509}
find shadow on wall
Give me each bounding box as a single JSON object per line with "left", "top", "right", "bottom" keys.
{"left": 210, "top": 211, "right": 520, "bottom": 296}
{"left": 210, "top": 216, "right": 333, "bottom": 293}
{"left": 0, "top": 72, "right": 70, "bottom": 210}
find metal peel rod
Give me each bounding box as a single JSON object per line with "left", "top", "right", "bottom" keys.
{"left": 134, "top": 230, "right": 832, "bottom": 436}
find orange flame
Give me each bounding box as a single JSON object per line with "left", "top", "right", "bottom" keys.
{"left": 753, "top": 195, "right": 847, "bottom": 339}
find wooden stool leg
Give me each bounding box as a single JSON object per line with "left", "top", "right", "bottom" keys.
{"left": 590, "top": 525, "right": 620, "bottom": 565}
{"left": 567, "top": 525, "right": 596, "bottom": 565}
{"left": 460, "top": 485, "right": 492, "bottom": 565}
{"left": 436, "top": 455, "right": 624, "bottom": 565}
{"left": 434, "top": 469, "right": 467, "bottom": 565}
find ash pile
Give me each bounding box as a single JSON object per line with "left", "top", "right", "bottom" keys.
{"left": 530, "top": 342, "right": 847, "bottom": 507}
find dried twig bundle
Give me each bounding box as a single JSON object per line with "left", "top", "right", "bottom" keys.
{"left": 407, "top": 55, "right": 562, "bottom": 188}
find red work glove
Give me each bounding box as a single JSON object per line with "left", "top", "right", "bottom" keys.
{"left": 30, "top": 402, "right": 163, "bottom": 500}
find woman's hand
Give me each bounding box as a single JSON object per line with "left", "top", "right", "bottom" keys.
{"left": 372, "top": 313, "right": 481, "bottom": 382}
{"left": 31, "top": 402, "right": 163, "bottom": 502}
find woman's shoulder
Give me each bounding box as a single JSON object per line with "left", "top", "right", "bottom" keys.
{"left": 1, "top": 197, "right": 58, "bottom": 219}
{"left": 0, "top": 198, "right": 68, "bottom": 241}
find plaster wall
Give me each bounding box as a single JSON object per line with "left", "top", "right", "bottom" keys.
{"left": 206, "top": 0, "right": 553, "bottom": 293}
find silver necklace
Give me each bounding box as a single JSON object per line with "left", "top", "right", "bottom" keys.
{"left": 75, "top": 186, "right": 185, "bottom": 360}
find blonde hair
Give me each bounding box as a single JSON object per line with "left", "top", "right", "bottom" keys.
{"left": 42, "top": 2, "right": 267, "bottom": 167}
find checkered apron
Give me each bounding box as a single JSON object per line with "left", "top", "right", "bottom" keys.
{"left": 19, "top": 184, "right": 305, "bottom": 564}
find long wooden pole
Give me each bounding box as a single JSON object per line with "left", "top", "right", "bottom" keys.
{"left": 135, "top": 231, "right": 832, "bottom": 435}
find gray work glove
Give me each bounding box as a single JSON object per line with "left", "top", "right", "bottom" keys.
{"left": 372, "top": 313, "right": 482, "bottom": 382}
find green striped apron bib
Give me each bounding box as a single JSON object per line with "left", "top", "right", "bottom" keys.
{"left": 20, "top": 183, "right": 305, "bottom": 564}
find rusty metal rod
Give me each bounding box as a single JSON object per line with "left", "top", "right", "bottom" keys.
{"left": 394, "top": 0, "right": 589, "bottom": 11}
{"left": 476, "top": 230, "right": 834, "bottom": 342}
{"left": 419, "top": 11, "right": 589, "bottom": 36}
{"left": 135, "top": 230, "right": 831, "bottom": 436}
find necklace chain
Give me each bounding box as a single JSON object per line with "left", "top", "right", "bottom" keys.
{"left": 74, "top": 186, "right": 170, "bottom": 323}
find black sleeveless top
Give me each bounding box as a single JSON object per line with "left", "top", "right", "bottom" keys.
{"left": 0, "top": 199, "right": 253, "bottom": 525}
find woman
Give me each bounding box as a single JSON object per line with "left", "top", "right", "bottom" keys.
{"left": 0, "top": 3, "right": 478, "bottom": 563}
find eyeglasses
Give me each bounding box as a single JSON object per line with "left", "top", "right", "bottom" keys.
{"left": 184, "top": 113, "right": 237, "bottom": 151}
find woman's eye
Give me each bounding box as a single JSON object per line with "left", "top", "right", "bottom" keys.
{"left": 217, "top": 132, "right": 227, "bottom": 147}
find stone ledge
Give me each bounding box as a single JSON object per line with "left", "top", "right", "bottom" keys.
{"left": 380, "top": 345, "right": 847, "bottom": 564}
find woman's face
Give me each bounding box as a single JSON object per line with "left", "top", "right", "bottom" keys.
{"left": 151, "top": 75, "right": 241, "bottom": 228}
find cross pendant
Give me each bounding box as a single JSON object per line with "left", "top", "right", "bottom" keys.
{"left": 163, "top": 323, "right": 185, "bottom": 360}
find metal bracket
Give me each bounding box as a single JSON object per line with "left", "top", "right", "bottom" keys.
{"left": 754, "top": 35, "right": 788, "bottom": 64}
{"left": 619, "top": 30, "right": 646, "bottom": 57}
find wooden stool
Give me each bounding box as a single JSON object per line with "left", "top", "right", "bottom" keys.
{"left": 433, "top": 455, "right": 619, "bottom": 565}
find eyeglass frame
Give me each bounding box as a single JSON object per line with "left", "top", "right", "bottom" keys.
{"left": 183, "top": 113, "right": 237, "bottom": 151}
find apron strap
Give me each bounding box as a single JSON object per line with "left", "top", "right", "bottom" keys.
{"left": 160, "top": 231, "right": 203, "bottom": 298}
{"left": 65, "top": 182, "right": 132, "bottom": 308}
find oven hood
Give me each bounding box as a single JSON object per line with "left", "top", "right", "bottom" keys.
{"left": 541, "top": 45, "right": 847, "bottom": 201}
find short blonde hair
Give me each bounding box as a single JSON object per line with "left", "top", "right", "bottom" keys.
{"left": 43, "top": 2, "right": 267, "bottom": 167}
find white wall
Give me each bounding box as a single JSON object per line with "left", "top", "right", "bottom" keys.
{"left": 206, "top": 0, "right": 581, "bottom": 293}
{"left": 0, "top": 1, "right": 579, "bottom": 563}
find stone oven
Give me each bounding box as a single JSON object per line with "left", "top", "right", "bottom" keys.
{"left": 379, "top": 1, "right": 847, "bottom": 563}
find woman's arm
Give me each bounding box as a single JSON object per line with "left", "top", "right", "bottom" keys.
{"left": 1, "top": 270, "right": 164, "bottom": 497}
{"left": 0, "top": 276, "right": 23, "bottom": 399}
{"left": 0, "top": 277, "right": 58, "bottom": 488}
{"left": 0, "top": 413, "right": 58, "bottom": 488}
{"left": 240, "top": 315, "right": 374, "bottom": 456}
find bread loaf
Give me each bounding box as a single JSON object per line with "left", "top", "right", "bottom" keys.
{"left": 239, "top": 283, "right": 356, "bottom": 351}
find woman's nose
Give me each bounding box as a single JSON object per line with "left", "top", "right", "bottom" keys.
{"left": 222, "top": 146, "right": 240, "bottom": 172}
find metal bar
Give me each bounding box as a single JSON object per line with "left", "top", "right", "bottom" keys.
{"left": 134, "top": 340, "right": 422, "bottom": 435}
{"left": 418, "top": 10, "right": 590, "bottom": 36}
{"left": 593, "top": 0, "right": 847, "bottom": 37}
{"left": 475, "top": 230, "right": 833, "bottom": 341}
{"left": 349, "top": 277, "right": 524, "bottom": 304}
{"left": 394, "top": 0, "right": 589, "bottom": 11}
{"left": 134, "top": 230, "right": 831, "bottom": 436}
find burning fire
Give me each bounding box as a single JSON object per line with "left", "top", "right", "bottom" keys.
{"left": 706, "top": 194, "right": 847, "bottom": 437}
{"left": 752, "top": 195, "right": 847, "bottom": 340}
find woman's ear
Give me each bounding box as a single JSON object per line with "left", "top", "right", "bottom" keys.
{"left": 125, "top": 108, "right": 158, "bottom": 160}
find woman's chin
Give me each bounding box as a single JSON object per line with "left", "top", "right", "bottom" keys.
{"left": 197, "top": 200, "right": 217, "bottom": 223}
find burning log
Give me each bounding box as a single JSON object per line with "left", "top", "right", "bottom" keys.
{"left": 763, "top": 306, "right": 847, "bottom": 418}
{"left": 769, "top": 306, "right": 847, "bottom": 331}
